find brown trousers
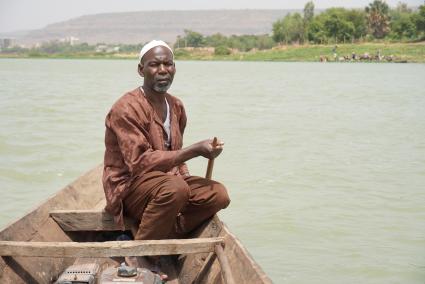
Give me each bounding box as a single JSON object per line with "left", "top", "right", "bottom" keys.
{"left": 123, "top": 171, "right": 230, "bottom": 240}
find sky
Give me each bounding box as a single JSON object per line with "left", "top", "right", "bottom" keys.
{"left": 0, "top": 0, "right": 423, "bottom": 33}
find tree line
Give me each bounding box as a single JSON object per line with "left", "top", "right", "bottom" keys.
{"left": 1, "top": 0, "right": 424, "bottom": 56}
{"left": 174, "top": 31, "right": 275, "bottom": 54}
{"left": 273, "top": 0, "right": 425, "bottom": 44}
{"left": 175, "top": 0, "right": 425, "bottom": 52}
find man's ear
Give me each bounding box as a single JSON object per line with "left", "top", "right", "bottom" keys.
{"left": 137, "top": 63, "right": 144, "bottom": 77}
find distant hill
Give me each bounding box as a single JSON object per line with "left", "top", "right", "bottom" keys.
{"left": 12, "top": 10, "right": 296, "bottom": 46}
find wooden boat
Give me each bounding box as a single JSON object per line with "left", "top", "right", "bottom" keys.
{"left": 0, "top": 165, "right": 272, "bottom": 283}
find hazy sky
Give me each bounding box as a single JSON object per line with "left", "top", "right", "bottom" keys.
{"left": 0, "top": 0, "right": 423, "bottom": 33}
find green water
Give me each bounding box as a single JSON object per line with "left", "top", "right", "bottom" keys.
{"left": 0, "top": 59, "right": 424, "bottom": 283}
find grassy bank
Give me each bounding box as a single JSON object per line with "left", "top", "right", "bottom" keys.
{"left": 175, "top": 42, "right": 425, "bottom": 62}
{"left": 1, "top": 42, "right": 424, "bottom": 62}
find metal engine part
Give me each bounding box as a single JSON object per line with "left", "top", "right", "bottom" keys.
{"left": 117, "top": 262, "right": 137, "bottom": 277}
{"left": 55, "top": 263, "right": 99, "bottom": 284}
{"left": 100, "top": 266, "right": 163, "bottom": 284}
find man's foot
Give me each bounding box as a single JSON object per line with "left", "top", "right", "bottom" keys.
{"left": 125, "top": 256, "right": 168, "bottom": 281}
{"left": 124, "top": 256, "right": 139, "bottom": 268}
{"left": 139, "top": 256, "right": 169, "bottom": 281}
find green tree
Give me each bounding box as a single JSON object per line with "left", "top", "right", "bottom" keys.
{"left": 391, "top": 13, "right": 416, "bottom": 39}
{"left": 255, "top": 35, "right": 275, "bottom": 50}
{"left": 204, "top": 33, "right": 228, "bottom": 47}
{"left": 316, "top": 8, "right": 355, "bottom": 43}
{"left": 307, "top": 18, "right": 328, "bottom": 43}
{"left": 214, "top": 45, "right": 231, "bottom": 55}
{"left": 272, "top": 18, "right": 286, "bottom": 43}
{"left": 178, "top": 30, "right": 205, "bottom": 47}
{"left": 346, "top": 9, "right": 368, "bottom": 40}
{"left": 365, "top": 0, "right": 390, "bottom": 38}
{"left": 272, "top": 13, "right": 305, "bottom": 44}
{"left": 303, "top": 1, "right": 315, "bottom": 42}
{"left": 304, "top": 1, "right": 315, "bottom": 23}
{"left": 233, "top": 35, "right": 257, "bottom": 51}
{"left": 307, "top": 8, "right": 368, "bottom": 43}
{"left": 413, "top": 5, "right": 425, "bottom": 37}
{"left": 390, "top": 3, "right": 416, "bottom": 39}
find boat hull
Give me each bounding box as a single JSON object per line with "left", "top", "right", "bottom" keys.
{"left": 0, "top": 165, "right": 271, "bottom": 283}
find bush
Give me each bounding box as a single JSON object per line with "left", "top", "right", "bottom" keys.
{"left": 28, "top": 51, "right": 44, "bottom": 57}
{"left": 214, "top": 45, "right": 231, "bottom": 55}
{"left": 174, "top": 49, "right": 190, "bottom": 58}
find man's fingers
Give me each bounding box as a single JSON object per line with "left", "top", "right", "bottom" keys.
{"left": 212, "top": 144, "right": 224, "bottom": 150}
{"left": 211, "top": 140, "right": 224, "bottom": 147}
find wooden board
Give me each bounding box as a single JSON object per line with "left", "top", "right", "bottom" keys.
{"left": 217, "top": 226, "right": 272, "bottom": 284}
{"left": 0, "top": 237, "right": 224, "bottom": 258}
{"left": 0, "top": 165, "right": 104, "bottom": 283}
{"left": 50, "top": 209, "right": 135, "bottom": 231}
{"left": 178, "top": 215, "right": 223, "bottom": 284}
{"left": 184, "top": 218, "right": 273, "bottom": 284}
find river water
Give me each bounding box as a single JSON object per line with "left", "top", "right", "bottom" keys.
{"left": 0, "top": 59, "right": 424, "bottom": 283}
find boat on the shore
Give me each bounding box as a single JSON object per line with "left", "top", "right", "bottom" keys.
{"left": 0, "top": 165, "right": 272, "bottom": 283}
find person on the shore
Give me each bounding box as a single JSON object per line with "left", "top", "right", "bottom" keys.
{"left": 102, "top": 40, "right": 230, "bottom": 278}
{"left": 332, "top": 45, "right": 338, "bottom": 61}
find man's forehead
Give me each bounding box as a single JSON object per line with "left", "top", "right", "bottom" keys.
{"left": 142, "top": 46, "right": 173, "bottom": 63}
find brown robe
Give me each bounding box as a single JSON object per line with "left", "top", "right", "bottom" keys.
{"left": 102, "top": 87, "right": 189, "bottom": 228}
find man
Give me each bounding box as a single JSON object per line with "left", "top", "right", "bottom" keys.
{"left": 102, "top": 40, "right": 230, "bottom": 275}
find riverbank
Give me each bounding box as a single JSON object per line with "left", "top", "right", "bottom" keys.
{"left": 1, "top": 42, "right": 424, "bottom": 62}
{"left": 176, "top": 42, "right": 425, "bottom": 62}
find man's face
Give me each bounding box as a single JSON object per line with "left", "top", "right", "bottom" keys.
{"left": 138, "top": 46, "right": 175, "bottom": 93}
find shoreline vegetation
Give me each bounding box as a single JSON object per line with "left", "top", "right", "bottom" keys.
{"left": 1, "top": 42, "right": 424, "bottom": 63}
{"left": 1, "top": 1, "right": 424, "bottom": 62}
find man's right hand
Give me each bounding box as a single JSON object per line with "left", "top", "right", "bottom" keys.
{"left": 194, "top": 138, "right": 224, "bottom": 160}
{"left": 173, "top": 138, "right": 225, "bottom": 168}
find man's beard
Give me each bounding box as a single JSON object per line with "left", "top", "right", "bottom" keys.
{"left": 153, "top": 81, "right": 172, "bottom": 93}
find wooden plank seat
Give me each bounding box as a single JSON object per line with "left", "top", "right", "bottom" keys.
{"left": 0, "top": 237, "right": 224, "bottom": 258}
{"left": 49, "top": 209, "right": 136, "bottom": 231}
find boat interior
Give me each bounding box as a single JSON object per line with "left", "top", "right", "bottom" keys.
{"left": 0, "top": 166, "right": 271, "bottom": 283}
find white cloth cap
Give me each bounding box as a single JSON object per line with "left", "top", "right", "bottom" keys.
{"left": 139, "top": 40, "right": 174, "bottom": 61}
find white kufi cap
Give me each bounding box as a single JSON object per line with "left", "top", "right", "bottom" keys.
{"left": 139, "top": 40, "right": 174, "bottom": 61}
